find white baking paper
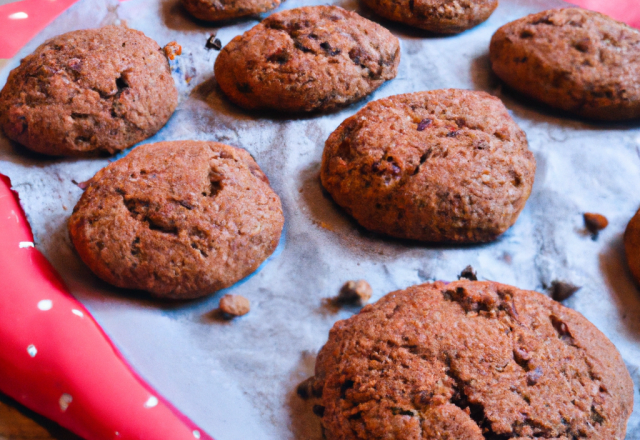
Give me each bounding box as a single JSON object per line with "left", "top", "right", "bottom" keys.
{"left": 2, "top": 0, "right": 640, "bottom": 438}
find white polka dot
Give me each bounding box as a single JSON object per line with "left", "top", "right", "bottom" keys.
{"left": 115, "top": 432, "right": 120, "bottom": 437}
{"left": 37, "top": 300, "right": 52, "bottom": 311}
{"left": 144, "top": 396, "right": 158, "bottom": 408}
{"left": 59, "top": 394, "right": 72, "bottom": 412}
{"left": 193, "top": 430, "right": 201, "bottom": 439}
{"left": 8, "top": 12, "right": 28, "bottom": 19}
{"left": 72, "top": 309, "right": 84, "bottom": 318}
{"left": 19, "top": 241, "right": 34, "bottom": 248}
{"left": 27, "top": 345, "right": 37, "bottom": 357}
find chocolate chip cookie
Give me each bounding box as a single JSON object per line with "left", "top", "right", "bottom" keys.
{"left": 181, "top": 0, "right": 281, "bottom": 22}
{"left": 214, "top": 6, "right": 400, "bottom": 113}
{"left": 625, "top": 207, "right": 640, "bottom": 285}
{"left": 321, "top": 89, "right": 536, "bottom": 243}
{"left": 313, "top": 280, "right": 633, "bottom": 439}
{"left": 362, "top": 0, "right": 498, "bottom": 34}
{"left": 68, "top": 141, "right": 284, "bottom": 299}
{"left": 0, "top": 26, "right": 178, "bottom": 156}
{"left": 490, "top": 8, "right": 640, "bottom": 120}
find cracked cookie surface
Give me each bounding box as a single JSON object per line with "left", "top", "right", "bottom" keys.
{"left": 0, "top": 25, "right": 178, "bottom": 156}
{"left": 314, "top": 280, "right": 633, "bottom": 439}
{"left": 181, "top": 0, "right": 281, "bottom": 21}
{"left": 490, "top": 8, "right": 640, "bottom": 121}
{"left": 68, "top": 140, "right": 284, "bottom": 299}
{"left": 213, "top": 5, "right": 400, "bottom": 113}
{"left": 321, "top": 89, "right": 535, "bottom": 243}
{"left": 361, "top": 0, "right": 498, "bottom": 34}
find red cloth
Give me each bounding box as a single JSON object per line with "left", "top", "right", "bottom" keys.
{"left": 570, "top": 0, "right": 640, "bottom": 29}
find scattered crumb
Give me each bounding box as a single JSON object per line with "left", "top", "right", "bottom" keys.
{"left": 549, "top": 281, "right": 581, "bottom": 302}
{"left": 164, "top": 41, "right": 182, "bottom": 60}
{"left": 62, "top": 205, "right": 67, "bottom": 210}
{"left": 206, "top": 35, "right": 222, "bottom": 51}
{"left": 72, "top": 179, "right": 89, "bottom": 190}
{"left": 313, "top": 220, "right": 334, "bottom": 231}
{"left": 335, "top": 280, "right": 372, "bottom": 306}
{"left": 296, "top": 376, "right": 322, "bottom": 399}
{"left": 458, "top": 265, "right": 477, "bottom": 281}
{"left": 219, "top": 294, "right": 250, "bottom": 317}
{"left": 583, "top": 212, "right": 608, "bottom": 237}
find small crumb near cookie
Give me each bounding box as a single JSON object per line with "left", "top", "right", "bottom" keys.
{"left": 549, "top": 280, "right": 581, "bottom": 302}
{"left": 219, "top": 294, "right": 250, "bottom": 317}
{"left": 336, "top": 280, "right": 372, "bottom": 305}
{"left": 206, "top": 35, "right": 222, "bottom": 51}
{"left": 164, "top": 41, "right": 182, "bottom": 60}
{"left": 584, "top": 212, "right": 608, "bottom": 235}
{"left": 297, "top": 376, "right": 322, "bottom": 399}
{"left": 458, "top": 265, "right": 478, "bottom": 281}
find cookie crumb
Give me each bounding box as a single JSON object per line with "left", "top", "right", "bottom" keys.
{"left": 549, "top": 281, "right": 581, "bottom": 302}
{"left": 297, "top": 376, "right": 322, "bottom": 399}
{"left": 584, "top": 212, "right": 608, "bottom": 236}
{"left": 336, "top": 280, "right": 372, "bottom": 305}
{"left": 206, "top": 35, "right": 222, "bottom": 51}
{"left": 164, "top": 41, "right": 182, "bottom": 60}
{"left": 219, "top": 294, "right": 250, "bottom": 317}
{"left": 458, "top": 265, "right": 477, "bottom": 281}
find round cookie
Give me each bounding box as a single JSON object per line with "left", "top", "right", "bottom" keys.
{"left": 0, "top": 26, "right": 178, "bottom": 156}
{"left": 321, "top": 89, "right": 536, "bottom": 243}
{"left": 624, "top": 207, "right": 640, "bottom": 285}
{"left": 361, "top": 0, "right": 498, "bottom": 34}
{"left": 181, "top": 0, "right": 281, "bottom": 22}
{"left": 490, "top": 8, "right": 640, "bottom": 121}
{"left": 214, "top": 6, "right": 400, "bottom": 113}
{"left": 68, "top": 141, "right": 284, "bottom": 299}
{"left": 314, "top": 280, "right": 634, "bottom": 440}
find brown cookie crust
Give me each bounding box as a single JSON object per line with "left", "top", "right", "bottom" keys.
{"left": 321, "top": 89, "right": 536, "bottom": 243}
{"left": 68, "top": 141, "right": 284, "bottom": 299}
{"left": 0, "top": 26, "right": 178, "bottom": 156}
{"left": 315, "top": 280, "right": 634, "bottom": 440}
{"left": 490, "top": 8, "right": 640, "bottom": 121}
{"left": 181, "top": 0, "right": 281, "bottom": 22}
{"left": 362, "top": 0, "right": 498, "bottom": 34}
{"left": 624, "top": 208, "right": 640, "bottom": 285}
{"left": 213, "top": 6, "right": 400, "bottom": 113}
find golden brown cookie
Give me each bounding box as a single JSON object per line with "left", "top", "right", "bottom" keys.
{"left": 181, "top": 0, "right": 281, "bottom": 22}
{"left": 213, "top": 6, "right": 400, "bottom": 113}
{"left": 314, "top": 280, "right": 634, "bottom": 440}
{"left": 0, "top": 26, "right": 178, "bottom": 156}
{"left": 362, "top": 0, "right": 498, "bottom": 34}
{"left": 625, "top": 208, "right": 640, "bottom": 285}
{"left": 490, "top": 8, "right": 640, "bottom": 121}
{"left": 68, "top": 141, "right": 284, "bottom": 299}
{"left": 321, "top": 89, "right": 536, "bottom": 243}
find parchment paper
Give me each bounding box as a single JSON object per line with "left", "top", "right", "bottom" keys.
{"left": 2, "top": 0, "right": 640, "bottom": 438}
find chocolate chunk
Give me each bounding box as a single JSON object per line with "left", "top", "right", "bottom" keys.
{"left": 206, "top": 35, "right": 222, "bottom": 51}
{"left": 549, "top": 281, "right": 581, "bottom": 302}
{"left": 458, "top": 265, "right": 478, "bottom": 281}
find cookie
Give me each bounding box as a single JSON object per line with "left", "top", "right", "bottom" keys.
{"left": 214, "top": 6, "right": 400, "bottom": 113}
{"left": 624, "top": 208, "right": 640, "bottom": 285}
{"left": 0, "top": 26, "right": 178, "bottom": 156}
{"left": 361, "top": 0, "right": 498, "bottom": 34}
{"left": 321, "top": 89, "right": 536, "bottom": 243}
{"left": 314, "top": 280, "right": 633, "bottom": 439}
{"left": 68, "top": 141, "right": 284, "bottom": 299}
{"left": 490, "top": 8, "right": 640, "bottom": 121}
{"left": 181, "top": 0, "right": 281, "bottom": 22}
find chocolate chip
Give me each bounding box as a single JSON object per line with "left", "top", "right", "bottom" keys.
{"left": 206, "top": 35, "right": 222, "bottom": 50}
{"left": 297, "top": 376, "right": 321, "bottom": 399}
{"left": 458, "top": 265, "right": 477, "bottom": 281}
{"left": 549, "top": 281, "right": 581, "bottom": 302}
{"left": 526, "top": 367, "right": 543, "bottom": 385}
{"left": 312, "top": 405, "right": 325, "bottom": 417}
{"left": 336, "top": 280, "right": 372, "bottom": 305}
{"left": 320, "top": 42, "right": 340, "bottom": 56}
{"left": 417, "top": 118, "right": 432, "bottom": 131}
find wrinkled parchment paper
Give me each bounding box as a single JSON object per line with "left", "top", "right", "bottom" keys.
{"left": 2, "top": 0, "right": 640, "bottom": 438}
